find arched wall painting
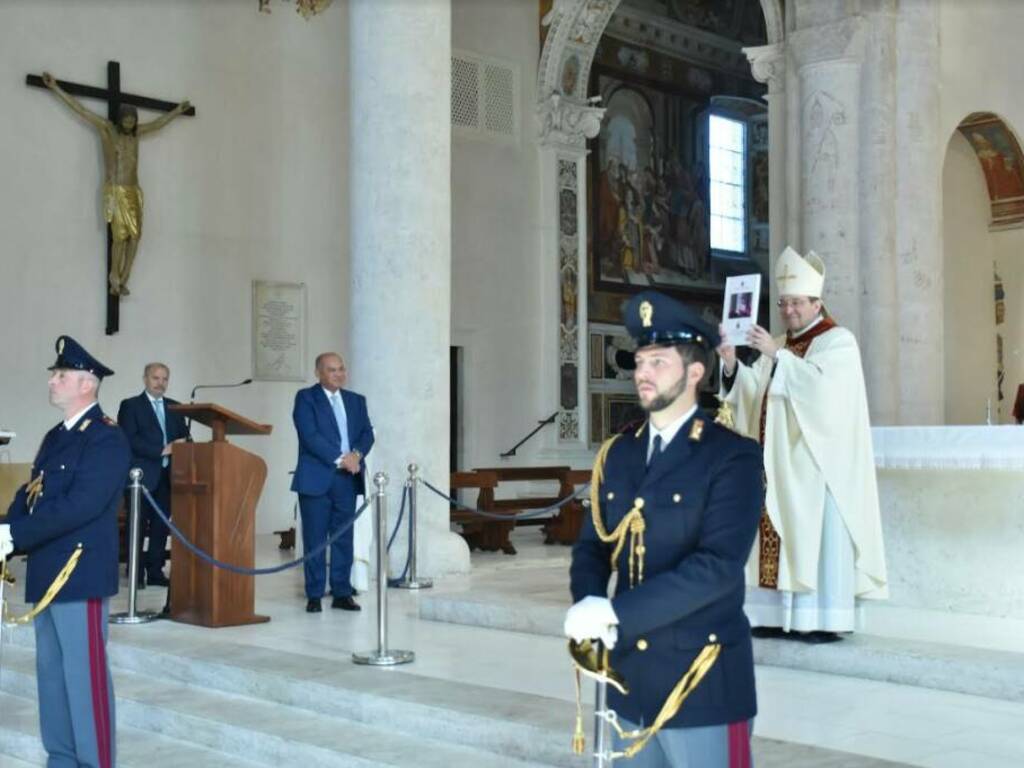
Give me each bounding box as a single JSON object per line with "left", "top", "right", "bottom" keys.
{"left": 957, "top": 112, "right": 1024, "bottom": 229}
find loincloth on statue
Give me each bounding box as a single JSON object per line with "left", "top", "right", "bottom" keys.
{"left": 102, "top": 184, "right": 143, "bottom": 241}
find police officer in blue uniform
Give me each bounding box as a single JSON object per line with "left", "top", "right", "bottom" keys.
{"left": 566, "top": 291, "right": 764, "bottom": 767}
{"left": 0, "top": 336, "right": 130, "bottom": 768}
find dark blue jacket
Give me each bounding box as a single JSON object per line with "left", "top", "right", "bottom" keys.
{"left": 6, "top": 404, "right": 131, "bottom": 603}
{"left": 116, "top": 392, "right": 190, "bottom": 492}
{"left": 290, "top": 386, "right": 373, "bottom": 497}
{"left": 571, "top": 409, "right": 764, "bottom": 729}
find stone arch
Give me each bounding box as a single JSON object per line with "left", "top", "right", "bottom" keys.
{"left": 537, "top": 0, "right": 785, "bottom": 105}
{"left": 955, "top": 112, "right": 1024, "bottom": 229}
{"left": 941, "top": 112, "right": 1024, "bottom": 424}
{"left": 535, "top": 0, "right": 785, "bottom": 447}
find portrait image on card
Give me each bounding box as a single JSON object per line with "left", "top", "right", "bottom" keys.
{"left": 722, "top": 274, "right": 761, "bottom": 347}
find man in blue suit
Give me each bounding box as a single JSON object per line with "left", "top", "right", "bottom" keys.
{"left": 291, "top": 352, "right": 374, "bottom": 613}
{"left": 566, "top": 291, "right": 764, "bottom": 767}
{"left": 117, "top": 362, "right": 190, "bottom": 587}
{"left": 1, "top": 335, "right": 131, "bottom": 768}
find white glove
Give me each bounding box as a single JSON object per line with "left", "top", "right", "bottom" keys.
{"left": 564, "top": 596, "right": 619, "bottom": 649}
{"left": 0, "top": 524, "right": 13, "bottom": 560}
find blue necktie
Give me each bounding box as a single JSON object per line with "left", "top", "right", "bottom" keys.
{"left": 154, "top": 399, "right": 169, "bottom": 467}
{"left": 647, "top": 434, "right": 662, "bottom": 468}
{"left": 330, "top": 392, "right": 350, "bottom": 454}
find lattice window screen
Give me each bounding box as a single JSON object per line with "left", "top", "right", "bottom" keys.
{"left": 451, "top": 56, "right": 479, "bottom": 129}
{"left": 484, "top": 64, "right": 515, "bottom": 136}
{"left": 452, "top": 50, "right": 518, "bottom": 144}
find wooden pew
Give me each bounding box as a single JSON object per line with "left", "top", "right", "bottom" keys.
{"left": 541, "top": 468, "right": 592, "bottom": 546}
{"left": 448, "top": 466, "right": 593, "bottom": 554}
{"left": 449, "top": 470, "right": 513, "bottom": 554}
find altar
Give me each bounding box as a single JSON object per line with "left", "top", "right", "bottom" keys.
{"left": 867, "top": 425, "right": 1024, "bottom": 650}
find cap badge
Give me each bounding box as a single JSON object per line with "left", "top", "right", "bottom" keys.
{"left": 57, "top": 338, "right": 65, "bottom": 354}
{"left": 639, "top": 300, "right": 653, "bottom": 328}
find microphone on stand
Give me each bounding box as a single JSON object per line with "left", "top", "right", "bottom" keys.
{"left": 186, "top": 378, "right": 253, "bottom": 434}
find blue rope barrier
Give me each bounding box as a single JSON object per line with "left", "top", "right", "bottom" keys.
{"left": 142, "top": 486, "right": 372, "bottom": 576}
{"left": 386, "top": 485, "right": 408, "bottom": 552}
{"left": 418, "top": 478, "right": 591, "bottom": 520}
{"left": 386, "top": 485, "right": 412, "bottom": 586}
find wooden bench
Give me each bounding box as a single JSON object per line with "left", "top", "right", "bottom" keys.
{"left": 449, "top": 470, "right": 512, "bottom": 553}
{"left": 448, "top": 466, "right": 591, "bottom": 554}
{"left": 542, "top": 468, "right": 592, "bottom": 546}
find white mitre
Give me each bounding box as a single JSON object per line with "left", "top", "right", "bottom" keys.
{"left": 775, "top": 246, "right": 825, "bottom": 298}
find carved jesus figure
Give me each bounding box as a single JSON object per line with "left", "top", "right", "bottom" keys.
{"left": 42, "top": 71, "right": 191, "bottom": 296}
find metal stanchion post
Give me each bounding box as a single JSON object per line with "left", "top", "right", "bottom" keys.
{"left": 111, "top": 468, "right": 159, "bottom": 624}
{"left": 393, "top": 463, "right": 432, "bottom": 590}
{"left": 353, "top": 472, "right": 414, "bottom": 666}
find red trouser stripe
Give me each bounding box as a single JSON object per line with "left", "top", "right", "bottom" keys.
{"left": 728, "top": 720, "right": 751, "bottom": 768}
{"left": 87, "top": 599, "right": 112, "bottom": 768}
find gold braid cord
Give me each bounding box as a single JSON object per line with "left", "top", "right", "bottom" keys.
{"left": 611, "top": 644, "right": 722, "bottom": 758}
{"left": 2, "top": 545, "right": 83, "bottom": 625}
{"left": 588, "top": 435, "right": 646, "bottom": 588}
{"left": 572, "top": 666, "right": 586, "bottom": 754}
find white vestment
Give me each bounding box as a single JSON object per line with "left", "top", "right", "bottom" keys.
{"left": 721, "top": 324, "right": 887, "bottom": 631}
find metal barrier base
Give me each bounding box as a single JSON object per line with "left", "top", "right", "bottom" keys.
{"left": 392, "top": 577, "right": 433, "bottom": 590}
{"left": 352, "top": 649, "right": 415, "bottom": 666}
{"left": 110, "top": 611, "right": 160, "bottom": 625}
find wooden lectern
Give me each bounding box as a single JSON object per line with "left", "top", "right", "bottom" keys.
{"left": 168, "top": 403, "right": 272, "bottom": 627}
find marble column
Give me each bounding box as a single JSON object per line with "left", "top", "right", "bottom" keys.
{"left": 789, "top": 18, "right": 866, "bottom": 340}
{"left": 895, "top": 0, "right": 943, "bottom": 424}
{"left": 348, "top": 0, "right": 469, "bottom": 576}
{"left": 744, "top": 43, "right": 787, "bottom": 332}
{"left": 856, "top": 9, "right": 900, "bottom": 424}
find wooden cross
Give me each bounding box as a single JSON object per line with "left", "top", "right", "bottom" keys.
{"left": 26, "top": 61, "right": 196, "bottom": 335}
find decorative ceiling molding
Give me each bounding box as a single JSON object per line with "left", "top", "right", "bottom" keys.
{"left": 603, "top": 3, "right": 752, "bottom": 77}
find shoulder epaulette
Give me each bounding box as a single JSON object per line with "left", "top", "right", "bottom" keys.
{"left": 689, "top": 418, "right": 705, "bottom": 442}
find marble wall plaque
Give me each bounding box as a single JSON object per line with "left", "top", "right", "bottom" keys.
{"left": 252, "top": 280, "right": 306, "bottom": 382}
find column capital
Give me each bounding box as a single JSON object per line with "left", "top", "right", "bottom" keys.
{"left": 789, "top": 16, "right": 866, "bottom": 70}
{"left": 743, "top": 43, "right": 786, "bottom": 91}
{"left": 536, "top": 92, "right": 605, "bottom": 152}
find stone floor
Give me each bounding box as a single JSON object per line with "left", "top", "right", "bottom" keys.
{"left": 0, "top": 528, "right": 1019, "bottom": 766}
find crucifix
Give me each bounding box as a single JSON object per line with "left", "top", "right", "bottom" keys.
{"left": 27, "top": 61, "right": 196, "bottom": 335}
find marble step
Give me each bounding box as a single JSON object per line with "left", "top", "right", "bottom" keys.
{"left": 0, "top": 690, "right": 268, "bottom": 768}
{"left": 63, "top": 632, "right": 580, "bottom": 767}
{"left": 0, "top": 633, "right": 915, "bottom": 768}
{"left": 418, "top": 592, "right": 1024, "bottom": 703}
{"left": 0, "top": 642, "right": 571, "bottom": 768}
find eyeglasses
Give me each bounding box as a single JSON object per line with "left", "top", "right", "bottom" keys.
{"left": 776, "top": 297, "right": 813, "bottom": 310}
